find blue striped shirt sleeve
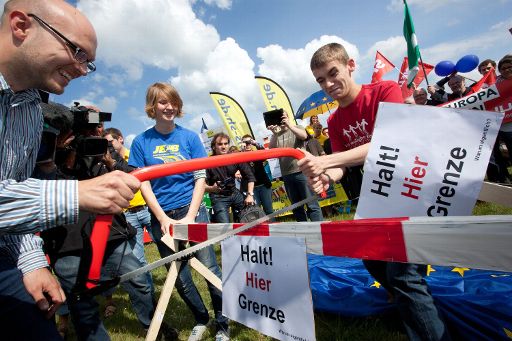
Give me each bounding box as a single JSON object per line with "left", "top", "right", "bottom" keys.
{"left": 0, "top": 78, "right": 79, "bottom": 274}
{"left": 1, "top": 234, "right": 48, "bottom": 274}
{"left": 0, "top": 178, "right": 78, "bottom": 274}
{"left": 0, "top": 178, "right": 78, "bottom": 233}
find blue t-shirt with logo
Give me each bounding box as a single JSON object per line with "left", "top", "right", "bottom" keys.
{"left": 128, "top": 125, "right": 207, "bottom": 211}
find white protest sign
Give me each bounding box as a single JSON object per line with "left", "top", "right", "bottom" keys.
{"left": 222, "top": 236, "right": 315, "bottom": 341}
{"left": 441, "top": 79, "right": 512, "bottom": 124}
{"left": 199, "top": 125, "right": 225, "bottom": 155}
{"left": 356, "top": 102, "right": 503, "bottom": 219}
{"left": 267, "top": 157, "right": 282, "bottom": 179}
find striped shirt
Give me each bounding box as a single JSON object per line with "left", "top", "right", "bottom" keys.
{"left": 0, "top": 73, "right": 78, "bottom": 274}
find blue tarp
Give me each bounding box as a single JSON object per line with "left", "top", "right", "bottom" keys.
{"left": 308, "top": 254, "right": 512, "bottom": 340}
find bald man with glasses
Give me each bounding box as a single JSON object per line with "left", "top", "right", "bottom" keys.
{"left": 0, "top": 1, "right": 140, "bottom": 339}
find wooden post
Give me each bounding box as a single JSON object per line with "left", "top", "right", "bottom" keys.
{"left": 145, "top": 236, "right": 181, "bottom": 341}
{"left": 145, "top": 234, "right": 222, "bottom": 340}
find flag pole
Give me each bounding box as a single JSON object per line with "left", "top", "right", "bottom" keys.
{"left": 394, "top": 65, "right": 407, "bottom": 78}
{"left": 418, "top": 53, "right": 430, "bottom": 86}
{"left": 403, "top": 0, "right": 425, "bottom": 88}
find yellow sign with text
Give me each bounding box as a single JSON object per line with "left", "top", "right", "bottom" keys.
{"left": 271, "top": 180, "right": 348, "bottom": 216}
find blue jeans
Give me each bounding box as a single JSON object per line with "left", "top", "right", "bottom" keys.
{"left": 0, "top": 258, "right": 62, "bottom": 340}
{"left": 282, "top": 171, "right": 323, "bottom": 222}
{"left": 124, "top": 206, "right": 154, "bottom": 292}
{"left": 210, "top": 190, "right": 245, "bottom": 223}
{"left": 254, "top": 184, "right": 274, "bottom": 216}
{"left": 53, "top": 241, "right": 155, "bottom": 340}
{"left": 363, "top": 260, "right": 451, "bottom": 341}
{"left": 150, "top": 204, "right": 228, "bottom": 331}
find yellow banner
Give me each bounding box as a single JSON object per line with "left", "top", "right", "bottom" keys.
{"left": 255, "top": 76, "right": 297, "bottom": 125}
{"left": 271, "top": 180, "right": 348, "bottom": 216}
{"left": 209, "top": 92, "right": 254, "bottom": 146}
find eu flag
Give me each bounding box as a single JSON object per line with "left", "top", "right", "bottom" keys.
{"left": 308, "top": 255, "right": 512, "bottom": 340}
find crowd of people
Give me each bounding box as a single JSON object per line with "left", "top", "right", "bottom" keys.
{"left": 0, "top": 1, "right": 510, "bottom": 341}
{"left": 408, "top": 54, "right": 512, "bottom": 184}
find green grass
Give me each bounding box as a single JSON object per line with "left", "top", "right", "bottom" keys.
{"left": 61, "top": 200, "right": 512, "bottom": 340}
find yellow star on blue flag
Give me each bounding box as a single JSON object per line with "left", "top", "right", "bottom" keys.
{"left": 452, "top": 267, "right": 470, "bottom": 277}
{"left": 504, "top": 327, "right": 512, "bottom": 338}
{"left": 370, "top": 281, "right": 381, "bottom": 288}
{"left": 295, "top": 89, "right": 338, "bottom": 120}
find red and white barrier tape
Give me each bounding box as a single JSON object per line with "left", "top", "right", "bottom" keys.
{"left": 173, "top": 215, "right": 512, "bottom": 272}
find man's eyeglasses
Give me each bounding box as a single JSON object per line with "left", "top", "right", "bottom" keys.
{"left": 27, "top": 13, "right": 96, "bottom": 73}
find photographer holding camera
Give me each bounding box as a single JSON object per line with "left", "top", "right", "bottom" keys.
{"left": 205, "top": 132, "right": 256, "bottom": 223}
{"left": 34, "top": 102, "right": 177, "bottom": 341}
{"left": 268, "top": 111, "right": 323, "bottom": 222}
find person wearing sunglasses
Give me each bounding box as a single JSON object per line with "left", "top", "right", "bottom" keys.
{"left": 0, "top": 1, "right": 140, "bottom": 340}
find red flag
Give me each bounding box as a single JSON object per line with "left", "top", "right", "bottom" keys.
{"left": 468, "top": 67, "right": 497, "bottom": 94}
{"left": 371, "top": 51, "right": 395, "bottom": 83}
{"left": 397, "top": 57, "right": 409, "bottom": 97}
{"left": 397, "top": 57, "right": 434, "bottom": 99}
{"left": 484, "top": 68, "right": 497, "bottom": 87}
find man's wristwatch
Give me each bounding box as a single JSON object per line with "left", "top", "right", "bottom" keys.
{"left": 246, "top": 192, "right": 254, "bottom": 196}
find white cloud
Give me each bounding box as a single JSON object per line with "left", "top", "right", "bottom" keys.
{"left": 365, "top": 36, "right": 405, "bottom": 66}
{"left": 77, "top": 0, "right": 220, "bottom": 80}
{"left": 67, "top": 98, "right": 94, "bottom": 108}
{"left": 70, "top": 86, "right": 106, "bottom": 106}
{"left": 98, "top": 96, "right": 118, "bottom": 113}
{"left": 124, "top": 134, "right": 136, "bottom": 149}
{"left": 203, "top": 38, "right": 257, "bottom": 103}
{"left": 185, "top": 111, "right": 216, "bottom": 131}
{"left": 256, "top": 35, "right": 360, "bottom": 114}
{"left": 252, "top": 120, "right": 272, "bottom": 143}
{"left": 118, "top": 90, "right": 129, "bottom": 98}
{"left": 202, "top": 0, "right": 232, "bottom": 10}
{"left": 171, "top": 37, "right": 258, "bottom": 129}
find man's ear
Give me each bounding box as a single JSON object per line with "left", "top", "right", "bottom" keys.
{"left": 347, "top": 59, "right": 357, "bottom": 73}
{"left": 10, "top": 11, "right": 31, "bottom": 41}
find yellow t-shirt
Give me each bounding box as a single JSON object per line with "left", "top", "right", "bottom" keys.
{"left": 305, "top": 125, "right": 314, "bottom": 136}
{"left": 124, "top": 150, "right": 146, "bottom": 209}
{"left": 315, "top": 133, "right": 328, "bottom": 147}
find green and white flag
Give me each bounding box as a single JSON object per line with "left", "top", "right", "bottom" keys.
{"left": 403, "top": 0, "right": 419, "bottom": 88}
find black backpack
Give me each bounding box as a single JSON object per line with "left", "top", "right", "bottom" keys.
{"left": 238, "top": 205, "right": 268, "bottom": 223}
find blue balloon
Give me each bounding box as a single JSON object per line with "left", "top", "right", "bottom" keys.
{"left": 455, "top": 54, "right": 479, "bottom": 73}
{"left": 435, "top": 60, "right": 456, "bottom": 77}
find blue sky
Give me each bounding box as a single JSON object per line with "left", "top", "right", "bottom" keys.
{"left": 3, "top": 0, "right": 511, "bottom": 146}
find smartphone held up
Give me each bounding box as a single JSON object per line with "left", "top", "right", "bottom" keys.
{"left": 263, "top": 108, "right": 284, "bottom": 127}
